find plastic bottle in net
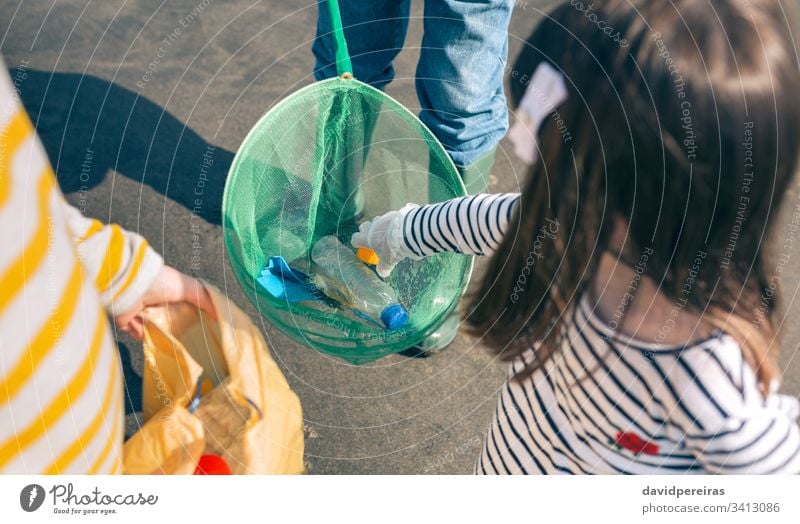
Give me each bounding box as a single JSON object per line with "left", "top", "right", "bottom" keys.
{"left": 311, "top": 235, "right": 408, "bottom": 330}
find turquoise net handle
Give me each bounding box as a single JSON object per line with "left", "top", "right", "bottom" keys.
{"left": 326, "top": 0, "right": 353, "bottom": 77}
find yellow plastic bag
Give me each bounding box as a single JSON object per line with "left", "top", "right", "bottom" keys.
{"left": 123, "top": 283, "right": 304, "bottom": 474}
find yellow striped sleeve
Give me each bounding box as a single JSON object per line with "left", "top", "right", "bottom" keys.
{"left": 44, "top": 356, "right": 120, "bottom": 474}
{"left": 78, "top": 218, "right": 104, "bottom": 242}
{"left": 1, "top": 63, "right": 125, "bottom": 474}
{"left": 0, "top": 171, "right": 56, "bottom": 315}
{"left": 0, "top": 308, "right": 107, "bottom": 469}
{"left": 112, "top": 240, "right": 150, "bottom": 300}
{"left": 88, "top": 394, "right": 123, "bottom": 474}
{"left": 62, "top": 203, "right": 164, "bottom": 316}
{"left": 0, "top": 260, "right": 83, "bottom": 407}
{"left": 94, "top": 224, "right": 125, "bottom": 292}
{"left": 0, "top": 109, "right": 34, "bottom": 209}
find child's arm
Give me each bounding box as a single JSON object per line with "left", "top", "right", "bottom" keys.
{"left": 664, "top": 347, "right": 800, "bottom": 473}
{"left": 61, "top": 202, "right": 164, "bottom": 317}
{"left": 684, "top": 390, "right": 800, "bottom": 474}
{"left": 61, "top": 203, "right": 215, "bottom": 338}
{"left": 351, "top": 193, "right": 520, "bottom": 277}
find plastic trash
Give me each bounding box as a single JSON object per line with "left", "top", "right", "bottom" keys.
{"left": 194, "top": 454, "right": 232, "bottom": 475}
{"left": 257, "top": 256, "right": 321, "bottom": 304}
{"left": 356, "top": 247, "right": 380, "bottom": 266}
{"left": 221, "top": 0, "right": 472, "bottom": 363}
{"left": 256, "top": 255, "right": 383, "bottom": 329}
{"left": 311, "top": 235, "right": 408, "bottom": 330}
{"left": 122, "top": 282, "right": 304, "bottom": 475}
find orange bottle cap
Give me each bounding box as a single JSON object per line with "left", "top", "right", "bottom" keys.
{"left": 356, "top": 247, "right": 380, "bottom": 265}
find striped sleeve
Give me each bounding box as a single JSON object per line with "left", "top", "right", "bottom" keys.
{"left": 0, "top": 57, "right": 122, "bottom": 474}
{"left": 62, "top": 204, "right": 163, "bottom": 317}
{"left": 658, "top": 338, "right": 800, "bottom": 474}
{"left": 684, "top": 394, "right": 800, "bottom": 474}
{"left": 401, "top": 193, "right": 520, "bottom": 257}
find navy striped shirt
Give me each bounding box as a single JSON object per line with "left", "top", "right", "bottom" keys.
{"left": 401, "top": 193, "right": 800, "bottom": 474}
{"left": 401, "top": 193, "right": 519, "bottom": 257}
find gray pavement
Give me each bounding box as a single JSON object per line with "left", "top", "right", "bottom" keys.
{"left": 2, "top": 0, "right": 799, "bottom": 474}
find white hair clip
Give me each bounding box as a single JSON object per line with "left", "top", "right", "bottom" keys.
{"left": 508, "top": 61, "right": 569, "bottom": 165}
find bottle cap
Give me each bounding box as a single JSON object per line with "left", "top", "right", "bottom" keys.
{"left": 356, "top": 247, "right": 380, "bottom": 265}
{"left": 194, "top": 454, "right": 232, "bottom": 475}
{"left": 381, "top": 304, "right": 409, "bottom": 330}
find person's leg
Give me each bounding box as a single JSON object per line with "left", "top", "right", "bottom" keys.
{"left": 313, "top": 0, "right": 411, "bottom": 89}
{"left": 416, "top": 0, "right": 513, "bottom": 189}
{"left": 410, "top": 0, "right": 513, "bottom": 354}
{"left": 311, "top": 1, "right": 412, "bottom": 225}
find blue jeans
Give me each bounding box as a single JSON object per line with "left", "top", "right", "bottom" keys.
{"left": 312, "top": 0, "right": 513, "bottom": 167}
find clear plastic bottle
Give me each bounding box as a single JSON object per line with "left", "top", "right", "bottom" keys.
{"left": 311, "top": 235, "right": 409, "bottom": 330}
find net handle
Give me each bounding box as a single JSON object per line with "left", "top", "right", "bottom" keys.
{"left": 326, "top": 0, "right": 353, "bottom": 76}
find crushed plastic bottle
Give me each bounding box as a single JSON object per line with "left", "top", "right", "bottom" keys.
{"left": 311, "top": 235, "right": 408, "bottom": 330}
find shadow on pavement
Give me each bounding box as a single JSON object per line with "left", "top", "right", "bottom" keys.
{"left": 13, "top": 68, "right": 233, "bottom": 225}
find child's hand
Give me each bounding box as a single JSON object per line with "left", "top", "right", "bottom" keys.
{"left": 114, "top": 265, "right": 217, "bottom": 340}
{"left": 350, "top": 204, "right": 420, "bottom": 278}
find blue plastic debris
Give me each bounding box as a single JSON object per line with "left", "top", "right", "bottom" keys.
{"left": 256, "top": 256, "right": 319, "bottom": 303}
{"left": 256, "top": 256, "right": 388, "bottom": 330}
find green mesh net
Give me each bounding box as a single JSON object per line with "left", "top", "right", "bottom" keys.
{"left": 222, "top": 1, "right": 472, "bottom": 364}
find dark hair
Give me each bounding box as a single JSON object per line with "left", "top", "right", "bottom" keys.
{"left": 467, "top": 0, "right": 800, "bottom": 392}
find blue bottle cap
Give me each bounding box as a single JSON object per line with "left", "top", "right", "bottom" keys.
{"left": 380, "top": 304, "right": 409, "bottom": 330}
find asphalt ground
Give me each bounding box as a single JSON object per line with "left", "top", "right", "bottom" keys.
{"left": 2, "top": 0, "right": 799, "bottom": 474}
